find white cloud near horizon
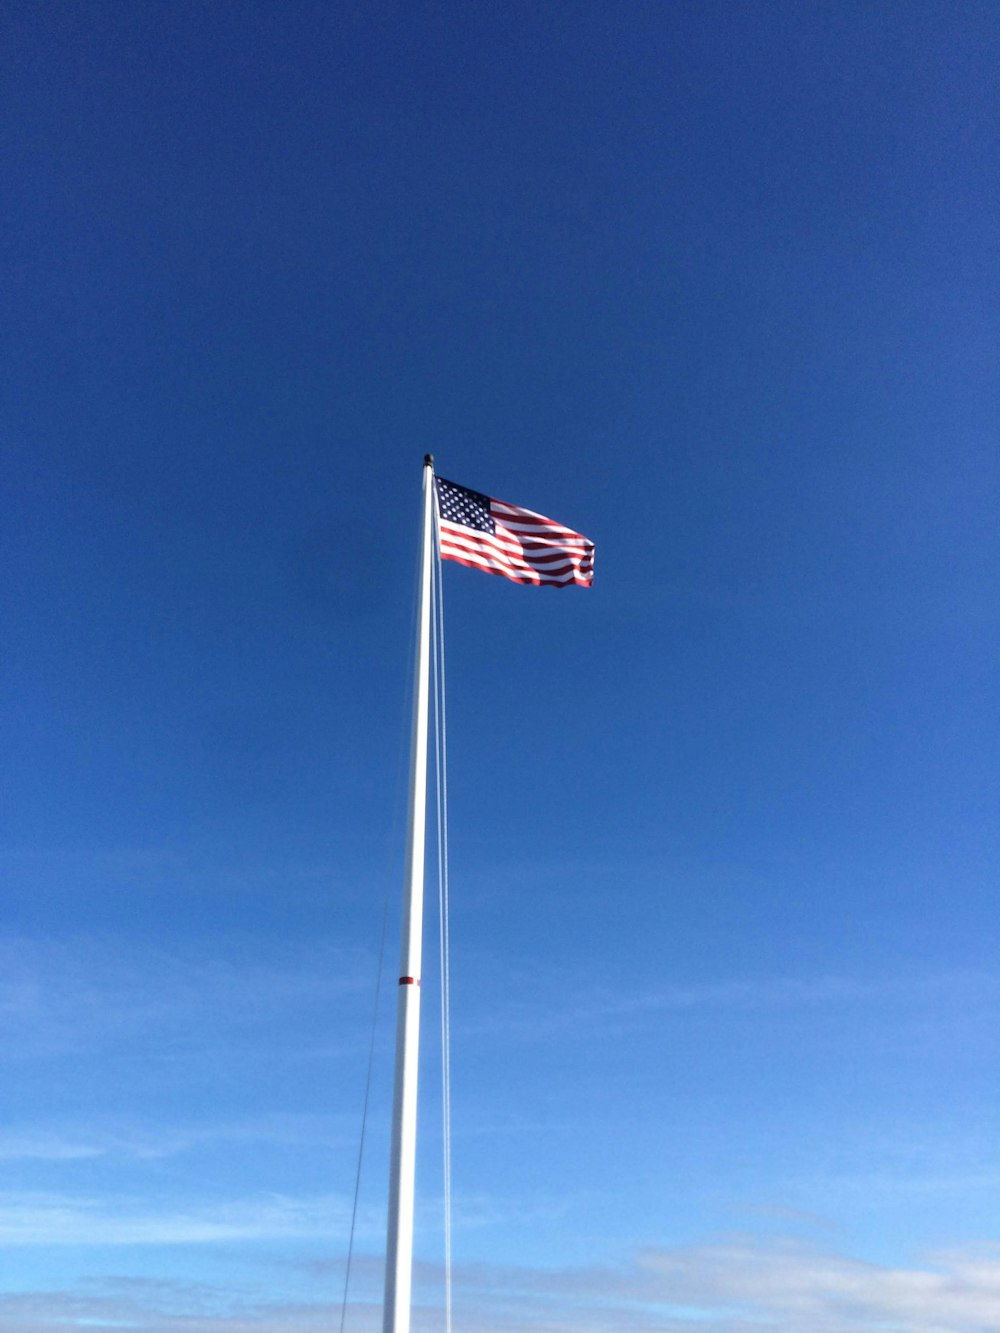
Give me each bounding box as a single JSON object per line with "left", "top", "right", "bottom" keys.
{"left": 2, "top": 1235, "right": 1000, "bottom": 1332}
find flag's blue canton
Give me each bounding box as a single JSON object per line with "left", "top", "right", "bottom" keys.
{"left": 435, "top": 477, "right": 495, "bottom": 535}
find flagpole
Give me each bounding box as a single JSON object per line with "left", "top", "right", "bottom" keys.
{"left": 383, "top": 454, "right": 436, "bottom": 1333}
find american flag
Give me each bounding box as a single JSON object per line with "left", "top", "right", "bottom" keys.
{"left": 434, "top": 476, "right": 595, "bottom": 587}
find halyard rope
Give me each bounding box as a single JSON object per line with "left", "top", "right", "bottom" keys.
{"left": 433, "top": 520, "right": 454, "bottom": 1333}
{"left": 338, "top": 506, "right": 421, "bottom": 1333}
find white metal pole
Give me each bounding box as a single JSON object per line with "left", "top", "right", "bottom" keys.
{"left": 383, "top": 455, "right": 435, "bottom": 1333}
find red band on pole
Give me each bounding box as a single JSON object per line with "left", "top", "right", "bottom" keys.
{"left": 399, "top": 976, "right": 420, "bottom": 986}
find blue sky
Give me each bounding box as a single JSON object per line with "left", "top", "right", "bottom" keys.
{"left": 2, "top": 1, "right": 998, "bottom": 1329}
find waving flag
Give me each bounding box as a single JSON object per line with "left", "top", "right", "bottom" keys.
{"left": 434, "top": 476, "right": 595, "bottom": 587}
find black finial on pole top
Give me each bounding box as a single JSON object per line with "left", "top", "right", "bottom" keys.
{"left": 424, "top": 454, "right": 434, "bottom": 468}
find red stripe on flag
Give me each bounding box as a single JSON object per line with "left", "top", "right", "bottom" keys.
{"left": 435, "top": 476, "right": 594, "bottom": 587}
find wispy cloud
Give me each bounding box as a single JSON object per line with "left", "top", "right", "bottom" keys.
{"left": 0, "top": 935, "right": 375, "bottom": 1064}
{"left": 0, "top": 1190, "right": 361, "bottom": 1246}
{"left": 0, "top": 1112, "right": 357, "bottom": 1163}
{"left": 0, "top": 1132, "right": 104, "bottom": 1162}
{"left": 462, "top": 964, "right": 1000, "bottom": 1041}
